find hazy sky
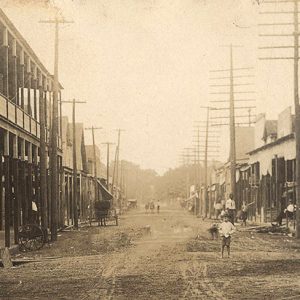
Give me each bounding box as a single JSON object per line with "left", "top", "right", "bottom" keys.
{"left": 1, "top": 0, "right": 296, "bottom": 174}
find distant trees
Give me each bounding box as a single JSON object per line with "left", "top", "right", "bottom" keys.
{"left": 109, "top": 160, "right": 222, "bottom": 204}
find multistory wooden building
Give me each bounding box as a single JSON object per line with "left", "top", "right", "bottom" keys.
{"left": 0, "top": 9, "right": 63, "bottom": 248}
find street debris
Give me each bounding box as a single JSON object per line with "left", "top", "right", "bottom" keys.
{"left": 244, "top": 225, "right": 290, "bottom": 235}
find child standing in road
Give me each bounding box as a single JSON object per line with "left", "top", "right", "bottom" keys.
{"left": 219, "top": 214, "right": 236, "bottom": 258}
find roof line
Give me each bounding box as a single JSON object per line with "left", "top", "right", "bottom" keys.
{"left": 248, "top": 133, "right": 294, "bottom": 155}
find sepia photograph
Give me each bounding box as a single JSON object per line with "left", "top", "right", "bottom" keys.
{"left": 0, "top": 0, "right": 299, "bottom": 299}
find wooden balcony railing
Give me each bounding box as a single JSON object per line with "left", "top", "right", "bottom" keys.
{"left": 0, "top": 92, "right": 61, "bottom": 148}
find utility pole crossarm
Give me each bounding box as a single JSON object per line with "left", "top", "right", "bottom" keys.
{"left": 61, "top": 100, "right": 87, "bottom": 103}
{"left": 39, "top": 19, "right": 74, "bottom": 24}
{"left": 85, "top": 127, "right": 102, "bottom": 130}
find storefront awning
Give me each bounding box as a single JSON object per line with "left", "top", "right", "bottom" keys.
{"left": 97, "top": 180, "right": 113, "bottom": 200}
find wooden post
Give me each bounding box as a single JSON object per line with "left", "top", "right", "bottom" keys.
{"left": 23, "top": 141, "right": 28, "bottom": 225}
{"left": 13, "top": 135, "right": 19, "bottom": 244}
{"left": 70, "top": 173, "right": 73, "bottom": 225}
{"left": 33, "top": 66, "right": 38, "bottom": 120}
{"left": 26, "top": 57, "right": 32, "bottom": 116}
{"left": 19, "top": 139, "right": 25, "bottom": 225}
{"left": 229, "top": 44, "right": 237, "bottom": 199}
{"left": 85, "top": 126, "right": 102, "bottom": 204}
{"left": 208, "top": 172, "right": 213, "bottom": 219}
{"left": 12, "top": 39, "right": 18, "bottom": 104}
{"left": 0, "top": 151, "right": 3, "bottom": 230}
{"left": 66, "top": 173, "right": 70, "bottom": 226}
{"left": 33, "top": 146, "right": 39, "bottom": 224}
{"left": 72, "top": 99, "right": 78, "bottom": 229}
{"left": 39, "top": 16, "right": 74, "bottom": 239}
{"left": 102, "top": 143, "right": 115, "bottom": 192}
{"left": 4, "top": 130, "right": 10, "bottom": 247}
{"left": 60, "top": 167, "right": 65, "bottom": 226}
{"left": 59, "top": 156, "right": 64, "bottom": 227}
{"left": 39, "top": 74, "right": 48, "bottom": 229}
{"left": 3, "top": 28, "right": 9, "bottom": 98}
{"left": 50, "top": 20, "right": 59, "bottom": 241}
{"left": 92, "top": 127, "right": 98, "bottom": 200}
{"left": 107, "top": 144, "right": 110, "bottom": 190}
{"left": 293, "top": 0, "right": 300, "bottom": 238}
{"left": 204, "top": 108, "right": 210, "bottom": 217}
{"left": 20, "top": 50, "right": 25, "bottom": 109}
{"left": 28, "top": 143, "right": 33, "bottom": 223}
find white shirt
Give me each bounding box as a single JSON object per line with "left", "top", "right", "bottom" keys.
{"left": 32, "top": 201, "right": 37, "bottom": 212}
{"left": 225, "top": 199, "right": 236, "bottom": 210}
{"left": 219, "top": 221, "right": 236, "bottom": 237}
{"left": 286, "top": 204, "right": 296, "bottom": 213}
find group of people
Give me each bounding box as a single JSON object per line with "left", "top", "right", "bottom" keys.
{"left": 210, "top": 193, "right": 258, "bottom": 258}
{"left": 214, "top": 193, "right": 254, "bottom": 226}
{"left": 145, "top": 200, "right": 160, "bottom": 214}
{"left": 210, "top": 193, "right": 298, "bottom": 259}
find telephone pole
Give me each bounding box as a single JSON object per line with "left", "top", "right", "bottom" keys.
{"left": 102, "top": 142, "right": 115, "bottom": 192}
{"left": 204, "top": 107, "right": 211, "bottom": 217}
{"left": 210, "top": 45, "right": 255, "bottom": 200}
{"left": 112, "top": 129, "right": 125, "bottom": 200}
{"left": 229, "top": 46, "right": 237, "bottom": 200}
{"left": 192, "top": 125, "right": 201, "bottom": 186}
{"left": 39, "top": 14, "right": 73, "bottom": 241}
{"left": 85, "top": 126, "right": 102, "bottom": 201}
{"left": 197, "top": 108, "right": 220, "bottom": 217}
{"left": 38, "top": 74, "right": 47, "bottom": 229}
{"left": 259, "top": 0, "right": 300, "bottom": 238}
{"left": 61, "top": 99, "right": 86, "bottom": 229}
{"left": 182, "top": 148, "right": 194, "bottom": 199}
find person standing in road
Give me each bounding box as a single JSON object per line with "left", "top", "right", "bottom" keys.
{"left": 225, "top": 193, "right": 236, "bottom": 225}
{"left": 150, "top": 201, "right": 155, "bottom": 213}
{"left": 156, "top": 200, "right": 160, "bottom": 214}
{"left": 240, "top": 200, "right": 254, "bottom": 226}
{"left": 219, "top": 214, "right": 236, "bottom": 258}
{"left": 214, "top": 197, "right": 223, "bottom": 219}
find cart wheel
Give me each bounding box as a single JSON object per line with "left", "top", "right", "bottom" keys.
{"left": 18, "top": 224, "right": 45, "bottom": 252}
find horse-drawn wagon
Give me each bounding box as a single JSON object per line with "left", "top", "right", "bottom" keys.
{"left": 94, "top": 200, "right": 118, "bottom": 226}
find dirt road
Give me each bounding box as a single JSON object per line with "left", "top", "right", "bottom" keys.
{"left": 1, "top": 207, "right": 300, "bottom": 299}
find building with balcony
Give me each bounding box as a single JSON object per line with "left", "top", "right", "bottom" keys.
{"left": 0, "top": 9, "right": 63, "bottom": 248}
